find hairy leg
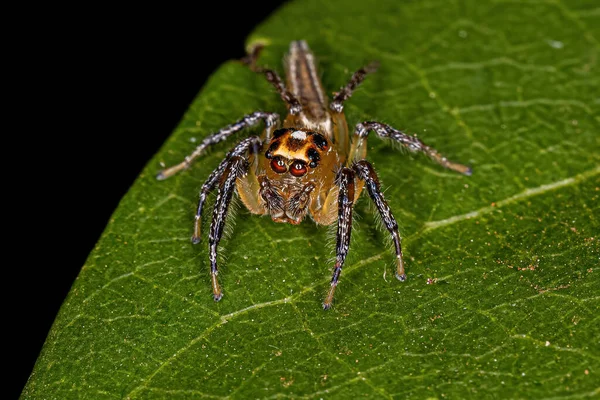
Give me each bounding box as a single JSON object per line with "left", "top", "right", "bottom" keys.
{"left": 242, "top": 44, "right": 302, "bottom": 115}
{"left": 353, "top": 160, "right": 406, "bottom": 281}
{"left": 208, "top": 154, "right": 247, "bottom": 301}
{"left": 156, "top": 111, "right": 278, "bottom": 180}
{"left": 191, "top": 137, "right": 262, "bottom": 244}
{"left": 353, "top": 121, "right": 472, "bottom": 175}
{"left": 330, "top": 62, "right": 379, "bottom": 113}
{"left": 323, "top": 168, "right": 355, "bottom": 310}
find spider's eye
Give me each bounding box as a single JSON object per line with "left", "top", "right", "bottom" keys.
{"left": 289, "top": 160, "right": 307, "bottom": 177}
{"left": 270, "top": 156, "right": 287, "bottom": 174}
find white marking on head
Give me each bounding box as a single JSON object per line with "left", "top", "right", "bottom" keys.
{"left": 291, "top": 130, "right": 307, "bottom": 140}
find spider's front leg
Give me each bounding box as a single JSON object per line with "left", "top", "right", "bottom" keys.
{"left": 322, "top": 162, "right": 407, "bottom": 310}
{"left": 323, "top": 168, "right": 355, "bottom": 310}
{"left": 156, "top": 111, "right": 278, "bottom": 242}
{"left": 190, "top": 136, "right": 262, "bottom": 243}
{"left": 353, "top": 160, "right": 406, "bottom": 281}
{"left": 206, "top": 136, "right": 262, "bottom": 301}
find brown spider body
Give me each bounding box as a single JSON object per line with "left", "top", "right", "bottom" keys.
{"left": 244, "top": 128, "right": 339, "bottom": 225}
{"left": 238, "top": 42, "right": 366, "bottom": 227}
{"left": 157, "top": 41, "right": 471, "bottom": 309}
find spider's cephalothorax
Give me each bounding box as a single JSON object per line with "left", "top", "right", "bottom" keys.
{"left": 157, "top": 41, "right": 471, "bottom": 309}
{"left": 257, "top": 127, "right": 338, "bottom": 224}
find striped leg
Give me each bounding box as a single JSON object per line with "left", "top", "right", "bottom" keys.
{"left": 323, "top": 168, "right": 355, "bottom": 310}
{"left": 191, "top": 137, "right": 262, "bottom": 244}
{"left": 156, "top": 111, "right": 278, "bottom": 180}
{"left": 353, "top": 160, "right": 406, "bottom": 281}
{"left": 354, "top": 121, "right": 472, "bottom": 175}
{"left": 207, "top": 150, "right": 252, "bottom": 301}
{"left": 242, "top": 44, "right": 302, "bottom": 115}
{"left": 329, "top": 62, "right": 379, "bottom": 113}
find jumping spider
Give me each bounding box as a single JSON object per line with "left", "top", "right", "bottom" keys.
{"left": 157, "top": 41, "right": 471, "bottom": 309}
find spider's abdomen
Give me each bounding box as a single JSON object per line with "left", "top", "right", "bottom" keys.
{"left": 286, "top": 40, "right": 328, "bottom": 121}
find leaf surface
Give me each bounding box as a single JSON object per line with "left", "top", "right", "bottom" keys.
{"left": 24, "top": 0, "right": 599, "bottom": 398}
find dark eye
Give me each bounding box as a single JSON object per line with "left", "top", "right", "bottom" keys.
{"left": 290, "top": 161, "right": 307, "bottom": 177}
{"left": 270, "top": 156, "right": 287, "bottom": 173}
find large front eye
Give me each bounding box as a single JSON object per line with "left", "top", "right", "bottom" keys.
{"left": 270, "top": 156, "right": 287, "bottom": 173}
{"left": 290, "top": 160, "right": 307, "bottom": 177}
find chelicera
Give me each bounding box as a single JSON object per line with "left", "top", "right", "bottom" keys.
{"left": 157, "top": 41, "right": 471, "bottom": 309}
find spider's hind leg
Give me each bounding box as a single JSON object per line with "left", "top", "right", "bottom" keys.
{"left": 241, "top": 44, "right": 302, "bottom": 115}
{"left": 330, "top": 61, "right": 379, "bottom": 113}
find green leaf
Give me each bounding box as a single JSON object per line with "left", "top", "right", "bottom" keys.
{"left": 24, "top": 0, "right": 599, "bottom": 398}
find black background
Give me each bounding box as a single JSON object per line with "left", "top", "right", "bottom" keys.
{"left": 14, "top": 2, "right": 286, "bottom": 397}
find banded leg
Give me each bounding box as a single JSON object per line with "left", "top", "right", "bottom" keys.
{"left": 353, "top": 160, "right": 406, "bottom": 281}
{"left": 330, "top": 62, "right": 380, "bottom": 113}
{"left": 191, "top": 137, "right": 262, "bottom": 244}
{"left": 156, "top": 111, "right": 278, "bottom": 180}
{"left": 323, "top": 168, "right": 355, "bottom": 310}
{"left": 208, "top": 154, "right": 248, "bottom": 301}
{"left": 355, "top": 122, "right": 472, "bottom": 175}
{"left": 242, "top": 44, "right": 302, "bottom": 115}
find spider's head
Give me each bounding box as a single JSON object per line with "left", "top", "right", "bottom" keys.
{"left": 261, "top": 127, "right": 338, "bottom": 224}
{"left": 263, "top": 128, "right": 336, "bottom": 183}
